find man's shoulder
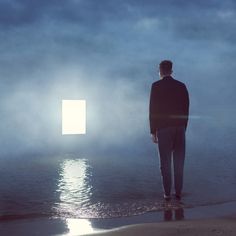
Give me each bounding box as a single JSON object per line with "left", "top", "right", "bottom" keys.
{"left": 152, "top": 78, "right": 186, "bottom": 88}
{"left": 172, "top": 78, "right": 187, "bottom": 88}
{"left": 151, "top": 80, "right": 161, "bottom": 87}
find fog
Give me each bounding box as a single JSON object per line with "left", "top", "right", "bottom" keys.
{"left": 0, "top": 61, "right": 151, "bottom": 156}
{"left": 0, "top": 0, "right": 236, "bottom": 158}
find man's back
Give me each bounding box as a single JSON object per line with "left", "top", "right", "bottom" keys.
{"left": 149, "top": 75, "right": 189, "bottom": 134}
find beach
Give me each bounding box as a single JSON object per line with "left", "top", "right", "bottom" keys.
{"left": 1, "top": 215, "right": 236, "bottom": 236}
{"left": 2, "top": 0, "right": 236, "bottom": 234}
{"left": 84, "top": 217, "right": 236, "bottom": 236}
{"left": 1, "top": 201, "right": 236, "bottom": 236}
{"left": 83, "top": 201, "right": 236, "bottom": 236}
{"left": 1, "top": 154, "right": 236, "bottom": 236}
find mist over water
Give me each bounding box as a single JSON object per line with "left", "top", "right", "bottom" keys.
{"left": 1, "top": 60, "right": 236, "bottom": 158}
{"left": 0, "top": 0, "right": 236, "bottom": 220}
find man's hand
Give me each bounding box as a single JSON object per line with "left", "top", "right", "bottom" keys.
{"left": 151, "top": 133, "right": 158, "bottom": 143}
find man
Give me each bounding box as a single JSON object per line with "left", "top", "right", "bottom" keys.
{"left": 149, "top": 60, "right": 189, "bottom": 201}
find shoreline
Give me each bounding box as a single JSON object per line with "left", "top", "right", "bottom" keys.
{"left": 1, "top": 201, "right": 236, "bottom": 236}
{"left": 84, "top": 217, "right": 236, "bottom": 236}
{"left": 87, "top": 200, "right": 236, "bottom": 230}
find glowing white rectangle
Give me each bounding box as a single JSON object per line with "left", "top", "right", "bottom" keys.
{"left": 62, "top": 100, "right": 86, "bottom": 135}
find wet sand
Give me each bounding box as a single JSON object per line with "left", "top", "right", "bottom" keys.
{"left": 1, "top": 202, "right": 236, "bottom": 236}
{"left": 84, "top": 217, "right": 236, "bottom": 236}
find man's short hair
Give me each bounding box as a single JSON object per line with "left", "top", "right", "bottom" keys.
{"left": 159, "top": 60, "right": 173, "bottom": 75}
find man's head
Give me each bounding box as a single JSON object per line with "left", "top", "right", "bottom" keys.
{"left": 159, "top": 60, "right": 173, "bottom": 78}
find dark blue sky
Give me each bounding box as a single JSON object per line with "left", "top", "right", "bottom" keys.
{"left": 0, "top": 0, "right": 236, "bottom": 156}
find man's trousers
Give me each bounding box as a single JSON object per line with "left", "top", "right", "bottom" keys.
{"left": 157, "top": 126, "right": 186, "bottom": 196}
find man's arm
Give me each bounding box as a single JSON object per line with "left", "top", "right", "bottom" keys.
{"left": 149, "top": 84, "right": 155, "bottom": 134}
{"left": 149, "top": 84, "right": 158, "bottom": 143}
{"left": 184, "top": 85, "right": 190, "bottom": 130}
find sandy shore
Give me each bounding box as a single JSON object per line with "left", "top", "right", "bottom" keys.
{"left": 84, "top": 217, "right": 236, "bottom": 236}
{"left": 1, "top": 202, "right": 236, "bottom": 236}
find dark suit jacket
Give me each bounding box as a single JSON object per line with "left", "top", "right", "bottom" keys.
{"left": 149, "top": 76, "right": 189, "bottom": 134}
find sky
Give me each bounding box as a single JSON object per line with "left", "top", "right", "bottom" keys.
{"left": 0, "top": 0, "right": 236, "bottom": 157}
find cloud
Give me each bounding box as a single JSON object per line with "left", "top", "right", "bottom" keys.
{"left": 0, "top": 0, "right": 129, "bottom": 29}
{"left": 134, "top": 17, "right": 160, "bottom": 31}
{"left": 2, "top": 0, "right": 236, "bottom": 45}
{"left": 0, "top": 0, "right": 236, "bottom": 156}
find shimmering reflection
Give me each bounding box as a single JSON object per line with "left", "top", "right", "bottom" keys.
{"left": 65, "top": 219, "right": 94, "bottom": 236}
{"left": 57, "top": 158, "right": 93, "bottom": 217}
{"left": 55, "top": 158, "right": 187, "bottom": 219}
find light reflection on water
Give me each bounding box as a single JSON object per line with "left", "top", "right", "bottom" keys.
{"left": 53, "top": 154, "right": 236, "bottom": 219}
{"left": 55, "top": 158, "right": 186, "bottom": 219}
{"left": 1, "top": 153, "right": 236, "bottom": 220}
{"left": 65, "top": 219, "right": 94, "bottom": 236}
{"left": 56, "top": 158, "right": 93, "bottom": 217}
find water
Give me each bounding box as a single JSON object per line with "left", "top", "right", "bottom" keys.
{"left": 0, "top": 142, "right": 236, "bottom": 220}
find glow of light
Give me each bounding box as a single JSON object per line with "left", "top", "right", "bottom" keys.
{"left": 58, "top": 159, "right": 88, "bottom": 206}
{"left": 62, "top": 100, "right": 86, "bottom": 135}
{"left": 65, "top": 219, "right": 94, "bottom": 236}
{"left": 57, "top": 158, "right": 95, "bottom": 218}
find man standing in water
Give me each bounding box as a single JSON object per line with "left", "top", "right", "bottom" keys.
{"left": 149, "top": 60, "right": 189, "bottom": 201}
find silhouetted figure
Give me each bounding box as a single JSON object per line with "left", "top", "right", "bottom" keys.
{"left": 149, "top": 60, "right": 189, "bottom": 200}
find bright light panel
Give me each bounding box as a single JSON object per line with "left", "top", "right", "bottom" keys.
{"left": 62, "top": 100, "right": 86, "bottom": 135}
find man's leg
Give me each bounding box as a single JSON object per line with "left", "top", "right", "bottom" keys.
{"left": 157, "top": 128, "right": 173, "bottom": 197}
{"left": 173, "top": 126, "right": 186, "bottom": 197}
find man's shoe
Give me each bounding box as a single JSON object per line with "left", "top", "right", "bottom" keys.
{"left": 164, "top": 194, "right": 171, "bottom": 201}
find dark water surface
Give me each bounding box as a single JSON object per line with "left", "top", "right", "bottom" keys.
{"left": 0, "top": 144, "right": 236, "bottom": 220}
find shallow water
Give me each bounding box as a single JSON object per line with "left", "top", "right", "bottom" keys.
{"left": 0, "top": 143, "right": 236, "bottom": 220}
